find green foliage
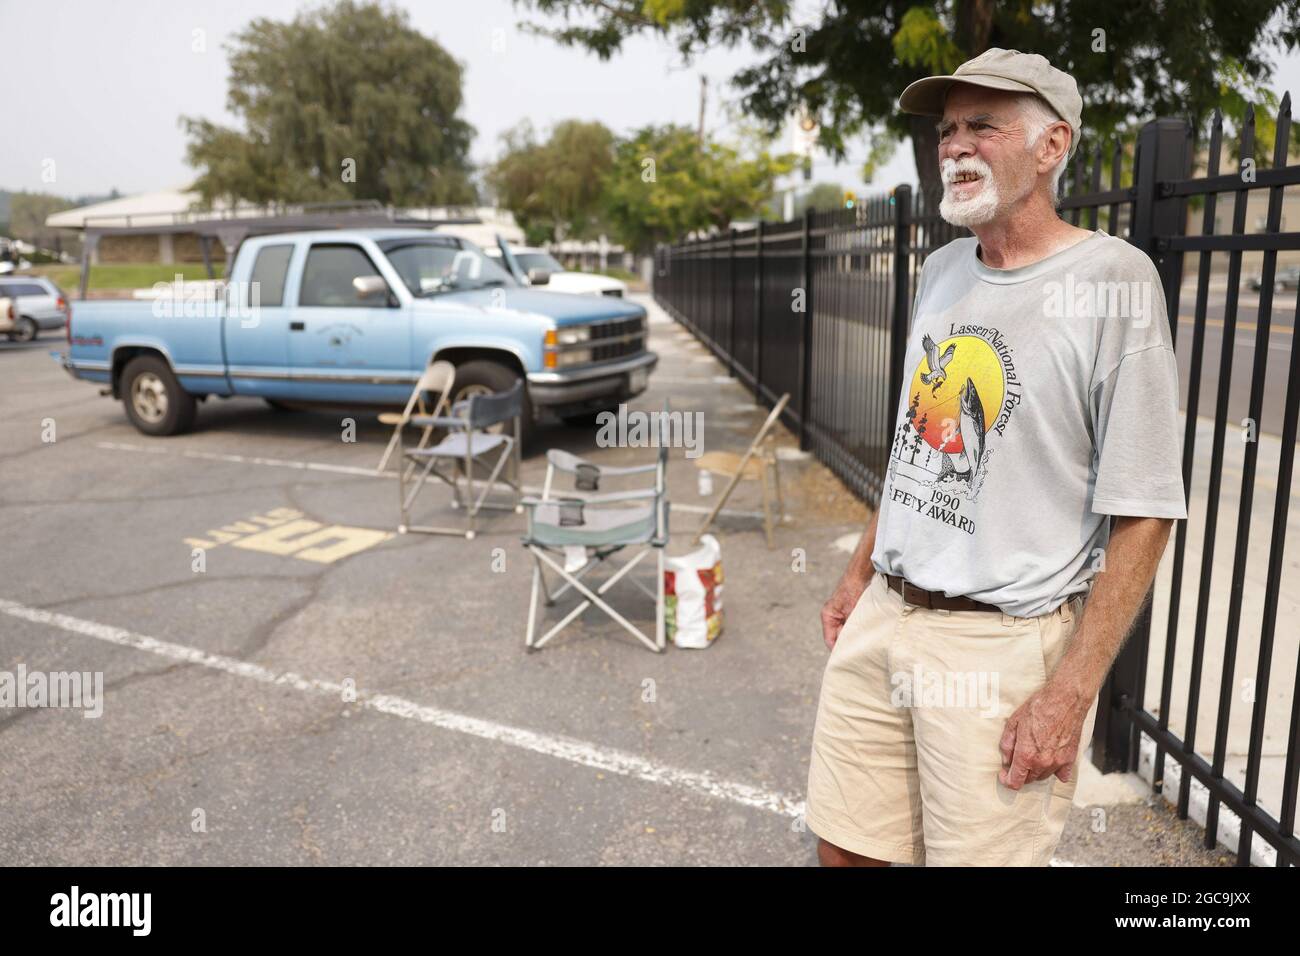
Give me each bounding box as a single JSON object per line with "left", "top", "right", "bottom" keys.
{"left": 183, "top": 0, "right": 475, "bottom": 207}
{"left": 601, "top": 125, "right": 795, "bottom": 252}
{"left": 892, "top": 7, "right": 964, "bottom": 74}
{"left": 8, "top": 192, "right": 74, "bottom": 242}
{"left": 798, "top": 182, "right": 848, "bottom": 216}
{"left": 518, "top": 0, "right": 1300, "bottom": 194}
{"left": 487, "top": 120, "right": 616, "bottom": 244}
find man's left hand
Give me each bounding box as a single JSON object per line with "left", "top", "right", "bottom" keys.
{"left": 998, "top": 679, "right": 1092, "bottom": 790}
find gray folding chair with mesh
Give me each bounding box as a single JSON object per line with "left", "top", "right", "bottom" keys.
{"left": 521, "top": 426, "right": 670, "bottom": 653}
{"left": 693, "top": 392, "right": 790, "bottom": 548}
{"left": 376, "top": 361, "right": 455, "bottom": 476}
{"left": 396, "top": 378, "right": 524, "bottom": 539}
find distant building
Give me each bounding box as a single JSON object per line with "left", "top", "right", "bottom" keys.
{"left": 45, "top": 187, "right": 525, "bottom": 266}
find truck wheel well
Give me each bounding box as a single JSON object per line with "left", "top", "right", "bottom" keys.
{"left": 112, "top": 347, "right": 169, "bottom": 399}
{"left": 429, "top": 347, "right": 525, "bottom": 378}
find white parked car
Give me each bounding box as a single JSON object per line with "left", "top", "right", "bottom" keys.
{"left": 0, "top": 276, "right": 70, "bottom": 341}
{"left": 486, "top": 245, "right": 628, "bottom": 298}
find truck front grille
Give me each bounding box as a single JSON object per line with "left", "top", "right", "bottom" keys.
{"left": 589, "top": 317, "right": 644, "bottom": 362}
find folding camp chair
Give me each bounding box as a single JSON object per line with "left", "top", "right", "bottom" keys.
{"left": 396, "top": 379, "right": 524, "bottom": 539}
{"left": 693, "top": 392, "right": 790, "bottom": 547}
{"left": 376, "top": 361, "right": 456, "bottom": 475}
{"left": 521, "top": 427, "right": 670, "bottom": 653}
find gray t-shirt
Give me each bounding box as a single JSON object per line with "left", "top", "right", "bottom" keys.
{"left": 870, "top": 228, "right": 1187, "bottom": 618}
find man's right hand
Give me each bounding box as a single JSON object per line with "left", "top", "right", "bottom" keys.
{"left": 821, "top": 573, "right": 872, "bottom": 651}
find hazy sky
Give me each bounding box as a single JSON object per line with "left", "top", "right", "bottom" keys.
{"left": 3, "top": 0, "right": 1300, "bottom": 204}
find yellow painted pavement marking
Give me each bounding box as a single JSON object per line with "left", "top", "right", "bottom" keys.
{"left": 185, "top": 508, "right": 392, "bottom": 565}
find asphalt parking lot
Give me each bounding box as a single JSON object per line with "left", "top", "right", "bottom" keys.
{"left": 0, "top": 300, "right": 857, "bottom": 866}
{"left": 0, "top": 297, "right": 1224, "bottom": 865}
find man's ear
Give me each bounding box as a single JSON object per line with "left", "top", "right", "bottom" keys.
{"left": 1039, "top": 122, "right": 1072, "bottom": 174}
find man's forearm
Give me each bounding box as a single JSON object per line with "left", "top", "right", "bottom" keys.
{"left": 841, "top": 510, "right": 880, "bottom": 587}
{"left": 1051, "top": 515, "right": 1175, "bottom": 703}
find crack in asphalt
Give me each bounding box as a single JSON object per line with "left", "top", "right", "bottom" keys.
{"left": 235, "top": 576, "right": 326, "bottom": 660}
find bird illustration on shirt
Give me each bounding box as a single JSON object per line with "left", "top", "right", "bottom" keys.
{"left": 920, "top": 333, "right": 955, "bottom": 394}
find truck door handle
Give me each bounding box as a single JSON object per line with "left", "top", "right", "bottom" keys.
{"left": 289, "top": 321, "right": 305, "bottom": 331}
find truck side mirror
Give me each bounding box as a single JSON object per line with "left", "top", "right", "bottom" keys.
{"left": 527, "top": 268, "right": 551, "bottom": 286}
{"left": 352, "top": 275, "right": 389, "bottom": 301}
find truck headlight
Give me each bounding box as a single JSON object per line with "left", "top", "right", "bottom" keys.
{"left": 544, "top": 325, "right": 592, "bottom": 369}
{"left": 557, "top": 326, "right": 590, "bottom": 346}
{"left": 555, "top": 349, "right": 593, "bottom": 367}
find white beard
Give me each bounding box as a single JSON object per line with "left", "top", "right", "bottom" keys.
{"left": 939, "top": 157, "right": 1002, "bottom": 227}
{"left": 940, "top": 181, "right": 1001, "bottom": 227}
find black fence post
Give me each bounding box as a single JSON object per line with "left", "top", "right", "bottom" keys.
{"left": 728, "top": 227, "right": 737, "bottom": 378}
{"left": 888, "top": 186, "right": 913, "bottom": 453}
{"left": 754, "top": 220, "right": 765, "bottom": 392}
{"left": 1090, "top": 117, "right": 1190, "bottom": 774}
{"left": 798, "top": 208, "right": 814, "bottom": 449}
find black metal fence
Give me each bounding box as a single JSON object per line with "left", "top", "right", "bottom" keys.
{"left": 654, "top": 108, "right": 1300, "bottom": 866}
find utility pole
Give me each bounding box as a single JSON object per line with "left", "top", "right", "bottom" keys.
{"left": 697, "top": 74, "right": 708, "bottom": 144}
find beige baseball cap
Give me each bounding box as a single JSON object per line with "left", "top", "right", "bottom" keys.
{"left": 898, "top": 48, "right": 1082, "bottom": 158}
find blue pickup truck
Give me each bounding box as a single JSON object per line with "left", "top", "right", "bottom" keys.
{"left": 59, "top": 229, "right": 656, "bottom": 439}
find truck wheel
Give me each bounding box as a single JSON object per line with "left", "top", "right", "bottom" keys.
{"left": 451, "top": 360, "right": 534, "bottom": 449}
{"left": 121, "top": 355, "right": 197, "bottom": 436}
{"left": 12, "top": 317, "right": 37, "bottom": 342}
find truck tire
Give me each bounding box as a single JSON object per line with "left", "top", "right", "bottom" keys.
{"left": 121, "top": 355, "right": 198, "bottom": 436}
{"left": 12, "top": 317, "right": 37, "bottom": 342}
{"left": 450, "top": 359, "right": 534, "bottom": 449}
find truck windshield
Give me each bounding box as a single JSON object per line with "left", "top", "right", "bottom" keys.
{"left": 515, "top": 252, "right": 566, "bottom": 274}
{"left": 381, "top": 241, "right": 518, "bottom": 297}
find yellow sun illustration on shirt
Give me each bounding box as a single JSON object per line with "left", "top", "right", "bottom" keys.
{"left": 907, "top": 334, "right": 1004, "bottom": 454}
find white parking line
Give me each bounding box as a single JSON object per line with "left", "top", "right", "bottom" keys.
{"left": 96, "top": 441, "right": 385, "bottom": 478}
{"left": 0, "top": 598, "right": 806, "bottom": 820}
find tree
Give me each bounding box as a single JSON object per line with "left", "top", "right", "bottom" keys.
{"left": 910, "top": 413, "right": 927, "bottom": 464}
{"left": 183, "top": 0, "right": 476, "bottom": 207}
{"left": 798, "top": 182, "right": 847, "bottom": 216}
{"left": 602, "top": 125, "right": 794, "bottom": 253}
{"left": 517, "top": 0, "right": 1300, "bottom": 198}
{"left": 487, "top": 119, "right": 616, "bottom": 244}
{"left": 8, "top": 192, "right": 74, "bottom": 248}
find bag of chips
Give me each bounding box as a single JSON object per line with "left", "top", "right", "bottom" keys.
{"left": 664, "top": 534, "right": 724, "bottom": 649}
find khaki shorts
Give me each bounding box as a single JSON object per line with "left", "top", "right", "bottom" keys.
{"left": 805, "top": 572, "right": 1097, "bottom": 866}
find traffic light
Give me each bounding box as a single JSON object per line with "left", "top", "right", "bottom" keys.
{"left": 843, "top": 190, "right": 856, "bottom": 209}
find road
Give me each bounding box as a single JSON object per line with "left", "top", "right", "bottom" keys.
{"left": 1172, "top": 282, "right": 1298, "bottom": 441}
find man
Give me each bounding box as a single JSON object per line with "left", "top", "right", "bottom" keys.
{"left": 805, "top": 49, "right": 1187, "bottom": 866}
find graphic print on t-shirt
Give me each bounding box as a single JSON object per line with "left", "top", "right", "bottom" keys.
{"left": 885, "top": 322, "right": 1023, "bottom": 530}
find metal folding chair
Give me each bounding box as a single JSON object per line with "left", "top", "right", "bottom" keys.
{"left": 376, "top": 361, "right": 455, "bottom": 475}
{"left": 396, "top": 379, "right": 524, "bottom": 539}
{"left": 521, "top": 423, "right": 670, "bottom": 653}
{"left": 693, "top": 393, "right": 790, "bottom": 547}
